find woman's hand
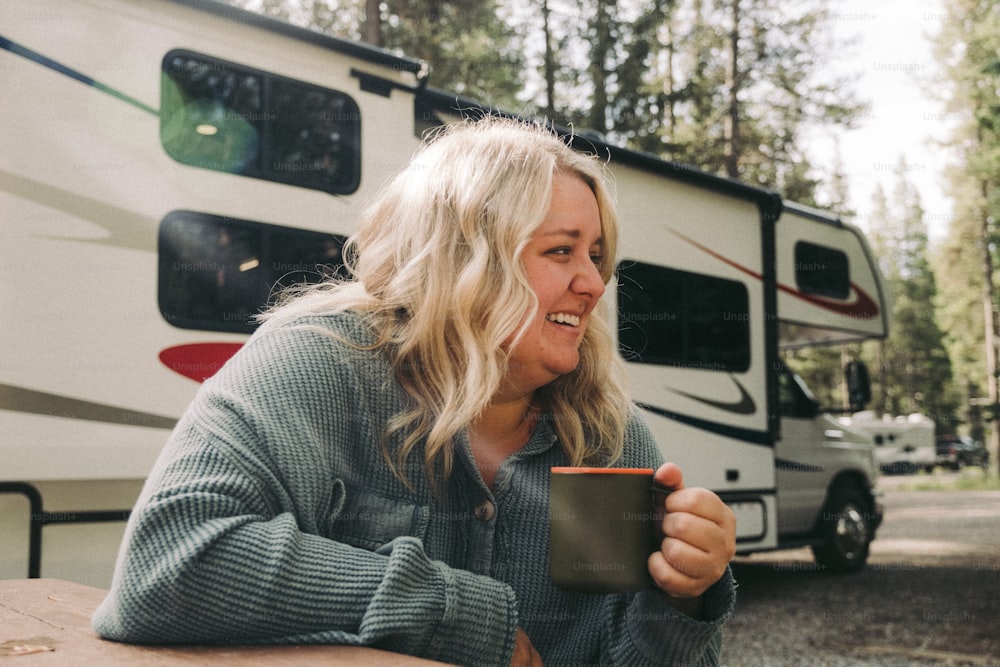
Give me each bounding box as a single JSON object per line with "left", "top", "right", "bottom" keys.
{"left": 647, "top": 462, "right": 736, "bottom": 607}
{"left": 511, "top": 627, "right": 544, "bottom": 666}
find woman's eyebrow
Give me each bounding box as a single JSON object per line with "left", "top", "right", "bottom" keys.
{"left": 538, "top": 229, "right": 604, "bottom": 245}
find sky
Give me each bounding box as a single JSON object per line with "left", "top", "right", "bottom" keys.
{"left": 813, "top": 0, "right": 955, "bottom": 242}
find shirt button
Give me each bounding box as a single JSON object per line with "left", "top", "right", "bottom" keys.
{"left": 474, "top": 500, "right": 495, "bottom": 522}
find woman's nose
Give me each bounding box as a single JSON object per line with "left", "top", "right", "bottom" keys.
{"left": 572, "top": 258, "right": 606, "bottom": 300}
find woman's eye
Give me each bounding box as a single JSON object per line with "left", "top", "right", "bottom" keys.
{"left": 544, "top": 246, "right": 603, "bottom": 264}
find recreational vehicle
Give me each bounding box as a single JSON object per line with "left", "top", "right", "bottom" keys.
{"left": 843, "top": 412, "right": 936, "bottom": 474}
{"left": 1, "top": 0, "right": 888, "bottom": 586}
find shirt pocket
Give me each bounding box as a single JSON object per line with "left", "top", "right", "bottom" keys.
{"left": 329, "top": 483, "right": 430, "bottom": 551}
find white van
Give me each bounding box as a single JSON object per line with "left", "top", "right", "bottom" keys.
{"left": 1, "top": 0, "right": 887, "bottom": 585}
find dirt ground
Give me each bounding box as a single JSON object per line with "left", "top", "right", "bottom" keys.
{"left": 721, "top": 480, "right": 1000, "bottom": 666}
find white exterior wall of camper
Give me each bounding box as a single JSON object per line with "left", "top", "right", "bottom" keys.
{"left": 1, "top": 0, "right": 425, "bottom": 586}
{"left": 775, "top": 203, "right": 889, "bottom": 348}
{"left": 609, "top": 163, "right": 778, "bottom": 546}
{"left": 2, "top": 0, "right": 888, "bottom": 586}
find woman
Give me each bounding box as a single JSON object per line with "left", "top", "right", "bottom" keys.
{"left": 93, "top": 117, "right": 736, "bottom": 666}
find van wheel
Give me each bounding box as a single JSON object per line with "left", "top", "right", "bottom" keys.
{"left": 811, "top": 485, "right": 872, "bottom": 573}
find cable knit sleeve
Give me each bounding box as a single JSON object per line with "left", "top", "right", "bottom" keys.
{"left": 91, "top": 314, "right": 519, "bottom": 666}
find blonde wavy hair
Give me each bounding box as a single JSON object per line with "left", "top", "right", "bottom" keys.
{"left": 265, "top": 117, "right": 632, "bottom": 488}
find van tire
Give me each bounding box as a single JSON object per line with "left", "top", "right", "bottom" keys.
{"left": 811, "top": 484, "right": 872, "bottom": 573}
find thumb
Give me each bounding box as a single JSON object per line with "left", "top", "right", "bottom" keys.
{"left": 653, "top": 462, "right": 685, "bottom": 493}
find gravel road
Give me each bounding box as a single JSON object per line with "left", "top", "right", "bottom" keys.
{"left": 720, "top": 476, "right": 1000, "bottom": 666}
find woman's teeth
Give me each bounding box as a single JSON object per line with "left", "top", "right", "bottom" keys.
{"left": 546, "top": 312, "right": 580, "bottom": 327}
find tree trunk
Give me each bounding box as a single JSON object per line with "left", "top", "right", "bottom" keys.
{"left": 363, "top": 0, "right": 382, "bottom": 47}
{"left": 663, "top": 0, "right": 675, "bottom": 140}
{"left": 587, "top": 1, "right": 611, "bottom": 133}
{"left": 980, "top": 183, "right": 1000, "bottom": 478}
{"left": 542, "top": 0, "right": 556, "bottom": 119}
{"left": 723, "top": 0, "right": 741, "bottom": 179}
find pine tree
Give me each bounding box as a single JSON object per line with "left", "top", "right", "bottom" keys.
{"left": 378, "top": 0, "right": 524, "bottom": 110}
{"left": 930, "top": 0, "right": 1000, "bottom": 473}
{"left": 607, "top": 0, "right": 675, "bottom": 151}
{"left": 864, "top": 168, "right": 958, "bottom": 422}
{"left": 649, "top": 0, "right": 865, "bottom": 200}
{"left": 228, "top": 0, "right": 525, "bottom": 111}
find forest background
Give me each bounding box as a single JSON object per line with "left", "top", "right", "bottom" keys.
{"left": 228, "top": 0, "right": 1000, "bottom": 474}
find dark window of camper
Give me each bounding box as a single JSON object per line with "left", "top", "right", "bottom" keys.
{"left": 158, "top": 211, "right": 348, "bottom": 333}
{"left": 794, "top": 241, "right": 850, "bottom": 299}
{"left": 617, "top": 261, "right": 750, "bottom": 372}
{"left": 161, "top": 50, "right": 361, "bottom": 194}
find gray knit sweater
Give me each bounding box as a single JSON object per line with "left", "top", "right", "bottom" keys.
{"left": 92, "top": 311, "right": 735, "bottom": 665}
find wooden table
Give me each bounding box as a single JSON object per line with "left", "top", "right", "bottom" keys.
{"left": 0, "top": 579, "right": 453, "bottom": 665}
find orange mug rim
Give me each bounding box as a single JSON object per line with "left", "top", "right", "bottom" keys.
{"left": 550, "top": 467, "right": 654, "bottom": 475}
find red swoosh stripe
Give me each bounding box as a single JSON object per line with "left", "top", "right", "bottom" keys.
{"left": 776, "top": 282, "right": 880, "bottom": 319}
{"left": 665, "top": 227, "right": 880, "bottom": 320}
{"left": 159, "top": 343, "right": 244, "bottom": 382}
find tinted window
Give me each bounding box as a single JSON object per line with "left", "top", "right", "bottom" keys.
{"left": 617, "top": 261, "right": 750, "bottom": 372}
{"left": 794, "top": 241, "right": 849, "bottom": 299}
{"left": 777, "top": 366, "right": 817, "bottom": 418}
{"left": 159, "top": 211, "right": 348, "bottom": 333}
{"left": 161, "top": 50, "right": 361, "bottom": 194}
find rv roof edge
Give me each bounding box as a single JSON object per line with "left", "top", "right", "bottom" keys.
{"left": 414, "top": 85, "right": 785, "bottom": 220}
{"left": 168, "top": 0, "right": 430, "bottom": 83}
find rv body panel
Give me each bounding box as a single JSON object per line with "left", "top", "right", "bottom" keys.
{"left": 609, "top": 165, "right": 775, "bottom": 481}
{"left": 598, "top": 160, "right": 781, "bottom": 550}
{"left": 613, "top": 167, "right": 772, "bottom": 425}
{"left": 2, "top": 0, "right": 423, "bottom": 484}
{"left": 776, "top": 203, "right": 889, "bottom": 349}
{"left": 3, "top": 0, "right": 424, "bottom": 584}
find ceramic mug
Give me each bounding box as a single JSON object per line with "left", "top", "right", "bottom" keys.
{"left": 548, "top": 467, "right": 671, "bottom": 593}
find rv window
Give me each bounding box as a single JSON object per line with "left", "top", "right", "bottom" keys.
{"left": 794, "top": 241, "right": 849, "bottom": 299}
{"left": 161, "top": 51, "right": 361, "bottom": 194}
{"left": 617, "top": 261, "right": 750, "bottom": 372}
{"left": 158, "top": 211, "right": 348, "bottom": 333}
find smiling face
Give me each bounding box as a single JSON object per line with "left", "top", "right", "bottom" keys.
{"left": 503, "top": 173, "right": 608, "bottom": 398}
